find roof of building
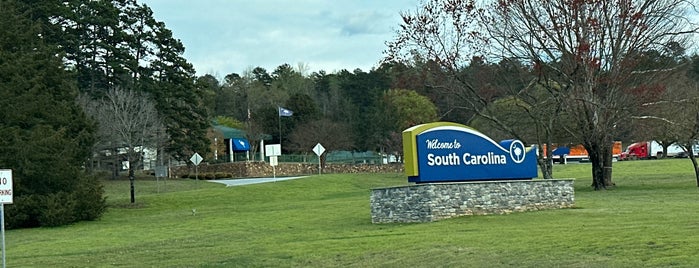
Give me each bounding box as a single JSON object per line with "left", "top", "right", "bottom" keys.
{"left": 212, "top": 125, "right": 272, "bottom": 140}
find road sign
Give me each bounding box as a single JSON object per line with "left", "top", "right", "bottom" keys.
{"left": 265, "top": 144, "right": 281, "bottom": 157}
{"left": 313, "top": 143, "right": 325, "bottom": 156}
{"left": 312, "top": 143, "right": 325, "bottom": 175}
{"left": 0, "top": 169, "right": 11, "bottom": 268}
{"left": 0, "top": 170, "right": 12, "bottom": 204}
{"left": 190, "top": 152, "right": 203, "bottom": 166}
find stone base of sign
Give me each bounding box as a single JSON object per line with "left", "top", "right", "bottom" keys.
{"left": 370, "top": 179, "right": 574, "bottom": 223}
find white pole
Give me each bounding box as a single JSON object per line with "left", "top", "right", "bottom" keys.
{"left": 260, "top": 140, "right": 264, "bottom": 162}
{"left": 1, "top": 204, "right": 5, "bottom": 268}
{"left": 229, "top": 139, "right": 233, "bottom": 162}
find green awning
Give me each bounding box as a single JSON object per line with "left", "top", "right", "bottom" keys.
{"left": 212, "top": 125, "right": 272, "bottom": 140}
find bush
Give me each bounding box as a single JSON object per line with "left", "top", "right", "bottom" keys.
{"left": 5, "top": 195, "right": 40, "bottom": 228}
{"left": 214, "top": 172, "right": 231, "bottom": 179}
{"left": 72, "top": 173, "right": 107, "bottom": 221}
{"left": 4, "top": 172, "right": 107, "bottom": 229}
{"left": 37, "top": 192, "right": 77, "bottom": 227}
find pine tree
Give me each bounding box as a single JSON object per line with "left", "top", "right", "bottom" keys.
{"left": 0, "top": 0, "right": 106, "bottom": 228}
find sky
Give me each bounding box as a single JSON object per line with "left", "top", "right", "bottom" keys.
{"left": 140, "top": 0, "right": 420, "bottom": 77}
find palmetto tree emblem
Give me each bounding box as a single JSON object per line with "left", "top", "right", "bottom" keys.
{"left": 510, "top": 140, "right": 526, "bottom": 164}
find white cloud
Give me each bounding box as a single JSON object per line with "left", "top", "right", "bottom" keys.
{"left": 142, "top": 0, "right": 418, "bottom": 76}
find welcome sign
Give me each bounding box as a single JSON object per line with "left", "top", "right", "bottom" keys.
{"left": 403, "top": 122, "right": 537, "bottom": 183}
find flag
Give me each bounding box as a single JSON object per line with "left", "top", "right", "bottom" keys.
{"left": 278, "top": 107, "right": 293, "bottom": 117}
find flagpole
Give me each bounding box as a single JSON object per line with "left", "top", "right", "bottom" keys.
{"left": 278, "top": 107, "right": 282, "bottom": 148}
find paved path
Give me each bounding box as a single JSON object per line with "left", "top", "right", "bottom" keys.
{"left": 209, "top": 176, "right": 307, "bottom": 187}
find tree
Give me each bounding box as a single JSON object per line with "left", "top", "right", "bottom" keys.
{"left": 644, "top": 56, "right": 699, "bottom": 185}
{"left": 488, "top": 0, "right": 697, "bottom": 189}
{"left": 28, "top": 0, "right": 211, "bottom": 164}
{"left": 197, "top": 74, "right": 222, "bottom": 117}
{"left": 388, "top": 0, "right": 698, "bottom": 189}
{"left": 287, "top": 119, "right": 354, "bottom": 167}
{"left": 82, "top": 88, "right": 165, "bottom": 203}
{"left": 382, "top": 89, "right": 438, "bottom": 131}
{"left": 272, "top": 63, "right": 314, "bottom": 97}
{"left": 147, "top": 23, "right": 211, "bottom": 162}
{"left": 312, "top": 71, "right": 353, "bottom": 121}
{"left": 286, "top": 93, "right": 320, "bottom": 126}
{"left": 387, "top": 3, "right": 561, "bottom": 180}
{"left": 375, "top": 89, "right": 438, "bottom": 160}
{"left": 0, "top": 0, "right": 105, "bottom": 228}
{"left": 335, "top": 69, "right": 392, "bottom": 151}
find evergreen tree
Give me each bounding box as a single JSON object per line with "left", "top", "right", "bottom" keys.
{"left": 28, "top": 0, "right": 211, "bottom": 163}
{"left": 148, "top": 24, "right": 210, "bottom": 161}
{"left": 0, "top": 0, "right": 105, "bottom": 228}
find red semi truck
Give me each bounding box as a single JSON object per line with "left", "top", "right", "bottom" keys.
{"left": 619, "top": 141, "right": 685, "bottom": 160}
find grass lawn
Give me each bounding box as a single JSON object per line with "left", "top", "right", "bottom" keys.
{"left": 6, "top": 159, "right": 699, "bottom": 267}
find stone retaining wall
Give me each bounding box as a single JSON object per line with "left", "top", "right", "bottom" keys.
{"left": 171, "top": 162, "right": 403, "bottom": 178}
{"left": 370, "top": 179, "right": 574, "bottom": 223}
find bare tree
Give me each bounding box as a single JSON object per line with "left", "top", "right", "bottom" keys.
{"left": 388, "top": 0, "right": 698, "bottom": 189}
{"left": 84, "top": 88, "right": 166, "bottom": 203}
{"left": 386, "top": 1, "right": 568, "bottom": 180}
{"left": 638, "top": 64, "right": 699, "bottom": 185}
{"left": 287, "top": 119, "right": 354, "bottom": 167}
{"left": 488, "top": 0, "right": 699, "bottom": 190}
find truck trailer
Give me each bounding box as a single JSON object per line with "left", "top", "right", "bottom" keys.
{"left": 619, "top": 141, "right": 685, "bottom": 160}
{"left": 543, "top": 141, "right": 622, "bottom": 162}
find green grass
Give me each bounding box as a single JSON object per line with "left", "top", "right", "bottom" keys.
{"left": 7, "top": 159, "right": 699, "bottom": 267}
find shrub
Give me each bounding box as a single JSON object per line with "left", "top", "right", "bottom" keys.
{"left": 4, "top": 172, "right": 106, "bottom": 229}
{"left": 72, "top": 173, "right": 106, "bottom": 221}
{"left": 37, "top": 192, "right": 77, "bottom": 227}
{"left": 214, "top": 172, "right": 231, "bottom": 179}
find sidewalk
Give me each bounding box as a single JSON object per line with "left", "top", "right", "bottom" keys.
{"left": 209, "top": 176, "right": 307, "bottom": 187}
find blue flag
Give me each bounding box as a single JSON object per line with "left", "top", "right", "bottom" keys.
{"left": 279, "top": 107, "right": 293, "bottom": 117}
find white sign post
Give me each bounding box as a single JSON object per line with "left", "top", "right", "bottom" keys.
{"left": 190, "top": 153, "right": 203, "bottom": 187}
{"left": 265, "top": 144, "right": 281, "bottom": 157}
{"left": 265, "top": 145, "right": 282, "bottom": 179}
{"left": 0, "top": 169, "right": 13, "bottom": 268}
{"left": 313, "top": 143, "right": 326, "bottom": 175}
{"left": 269, "top": 156, "right": 278, "bottom": 179}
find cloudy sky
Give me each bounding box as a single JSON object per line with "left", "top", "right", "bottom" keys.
{"left": 140, "top": 0, "right": 420, "bottom": 77}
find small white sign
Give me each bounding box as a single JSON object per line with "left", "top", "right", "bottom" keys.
{"left": 265, "top": 144, "right": 281, "bottom": 157}
{"left": 269, "top": 156, "right": 278, "bottom": 166}
{"left": 0, "top": 170, "right": 13, "bottom": 204}
{"left": 190, "top": 152, "right": 203, "bottom": 166}
{"left": 313, "top": 143, "right": 326, "bottom": 156}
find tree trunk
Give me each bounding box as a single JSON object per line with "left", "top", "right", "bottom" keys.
{"left": 587, "top": 142, "right": 606, "bottom": 190}
{"left": 688, "top": 146, "right": 699, "bottom": 187}
{"left": 129, "top": 162, "right": 136, "bottom": 203}
{"left": 585, "top": 134, "right": 616, "bottom": 190}
{"left": 603, "top": 143, "right": 614, "bottom": 187}
{"left": 538, "top": 142, "right": 554, "bottom": 180}
{"left": 112, "top": 146, "right": 119, "bottom": 180}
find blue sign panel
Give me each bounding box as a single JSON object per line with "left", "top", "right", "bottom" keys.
{"left": 404, "top": 123, "right": 537, "bottom": 183}
{"left": 231, "top": 138, "right": 250, "bottom": 151}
